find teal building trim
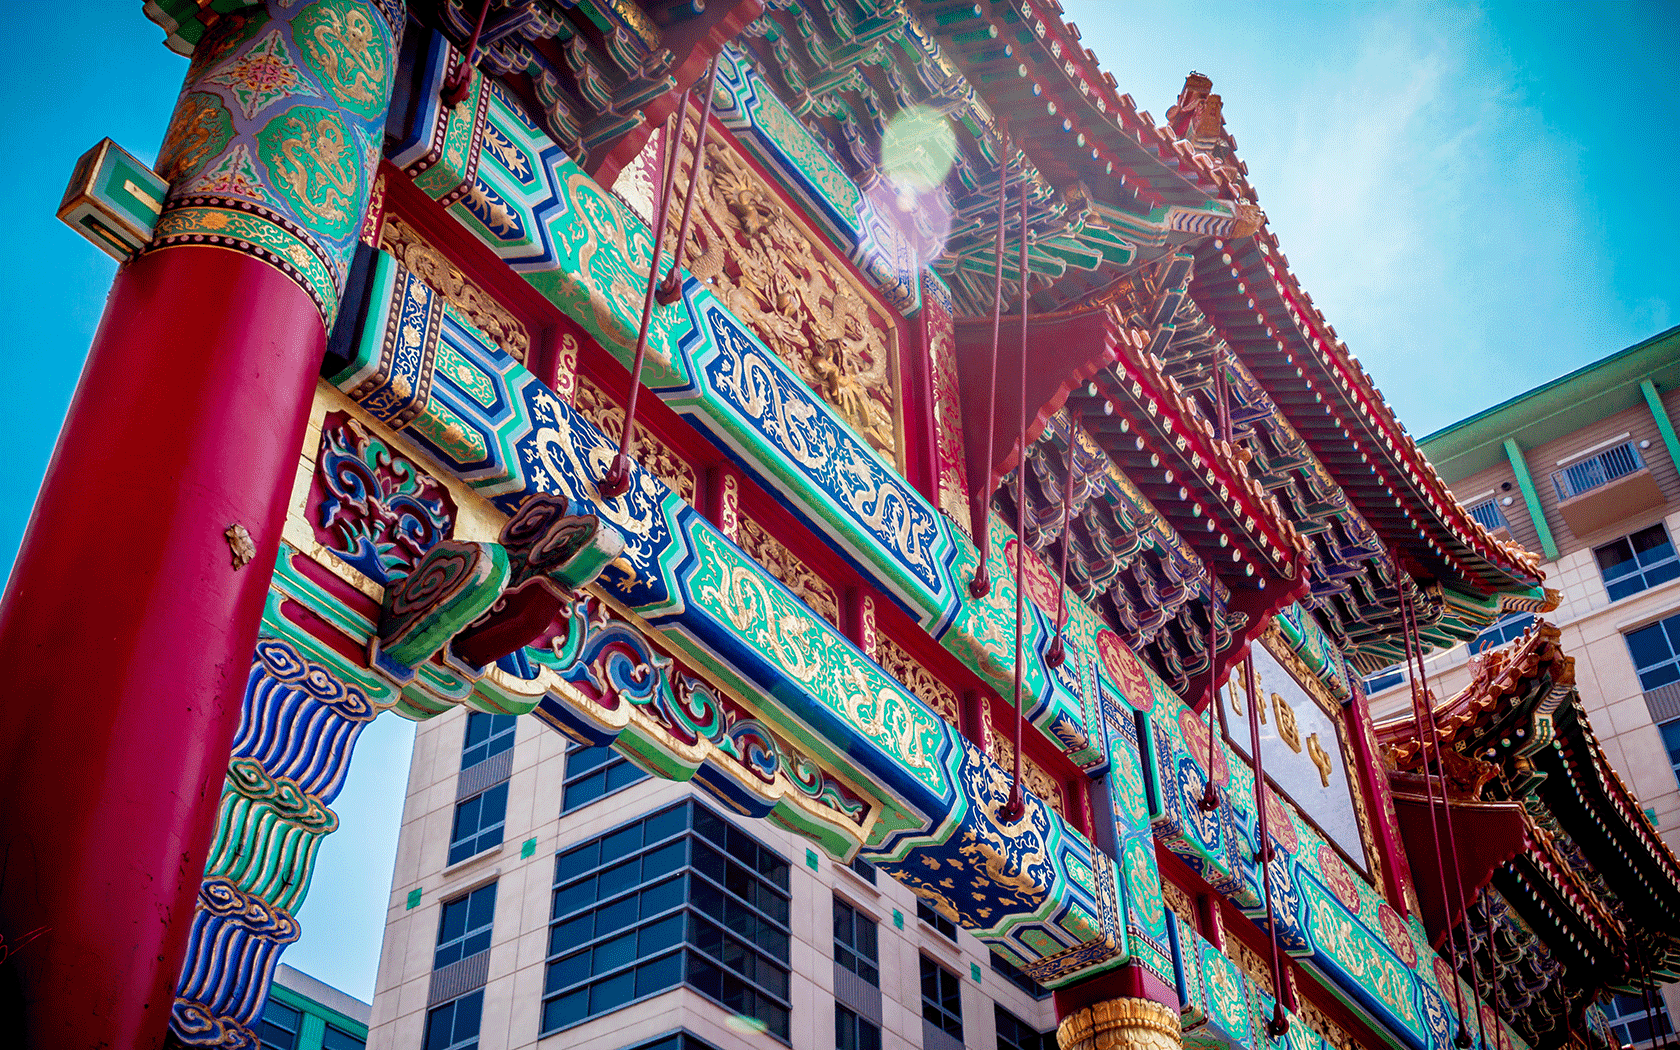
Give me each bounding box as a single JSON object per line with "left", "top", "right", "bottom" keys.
{"left": 1640, "top": 379, "right": 1680, "bottom": 479}
{"left": 1503, "top": 438, "right": 1559, "bottom": 560}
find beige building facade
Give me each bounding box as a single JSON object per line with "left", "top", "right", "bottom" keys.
{"left": 366, "top": 704, "right": 1060, "bottom": 1050}
{"left": 1367, "top": 326, "right": 1680, "bottom": 1046}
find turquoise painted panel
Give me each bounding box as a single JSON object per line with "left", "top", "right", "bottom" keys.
{"left": 326, "top": 247, "right": 1131, "bottom": 982}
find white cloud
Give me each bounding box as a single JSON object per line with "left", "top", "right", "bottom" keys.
{"left": 1064, "top": 0, "right": 1629, "bottom": 434}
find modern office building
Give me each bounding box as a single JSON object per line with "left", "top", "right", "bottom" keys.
{"left": 365, "top": 709, "right": 1058, "bottom": 1050}
{"left": 1369, "top": 325, "right": 1680, "bottom": 1039}
{"left": 257, "top": 964, "right": 371, "bottom": 1050}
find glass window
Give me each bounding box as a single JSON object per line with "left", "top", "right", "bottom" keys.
{"left": 625, "top": 1035, "right": 725, "bottom": 1050}
{"left": 321, "top": 1025, "right": 366, "bottom": 1050}
{"left": 1624, "top": 614, "right": 1680, "bottom": 691}
{"left": 424, "top": 989, "right": 483, "bottom": 1050}
{"left": 1662, "top": 721, "right": 1680, "bottom": 785}
{"left": 542, "top": 801, "right": 792, "bottom": 1042}
{"left": 833, "top": 898, "right": 879, "bottom": 986}
{"left": 920, "top": 955, "right": 963, "bottom": 1040}
{"left": 1473, "top": 612, "right": 1535, "bottom": 654}
{"left": 836, "top": 1004, "right": 882, "bottom": 1050}
{"left": 848, "top": 855, "right": 877, "bottom": 884}
{"left": 1362, "top": 665, "right": 1404, "bottom": 694}
{"left": 1596, "top": 525, "right": 1680, "bottom": 601}
{"left": 1465, "top": 498, "right": 1508, "bottom": 533}
{"left": 461, "top": 711, "right": 517, "bottom": 770}
{"left": 448, "top": 782, "right": 509, "bottom": 865}
{"left": 436, "top": 882, "right": 498, "bottom": 970}
{"left": 990, "top": 952, "right": 1050, "bottom": 1000}
{"left": 996, "top": 1003, "right": 1055, "bottom": 1050}
{"left": 562, "top": 744, "right": 649, "bottom": 813}
{"left": 1603, "top": 991, "right": 1674, "bottom": 1047}
{"left": 256, "top": 999, "right": 302, "bottom": 1050}
{"left": 917, "top": 899, "right": 957, "bottom": 941}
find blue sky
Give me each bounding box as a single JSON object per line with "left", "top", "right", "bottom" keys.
{"left": 0, "top": 0, "right": 1675, "bottom": 1008}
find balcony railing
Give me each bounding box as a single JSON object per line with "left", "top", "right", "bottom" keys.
{"left": 1466, "top": 498, "right": 1508, "bottom": 532}
{"left": 1552, "top": 441, "right": 1644, "bottom": 501}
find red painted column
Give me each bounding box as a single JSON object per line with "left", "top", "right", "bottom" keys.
{"left": 0, "top": 247, "right": 325, "bottom": 1050}
{"left": 0, "top": 2, "right": 401, "bottom": 1044}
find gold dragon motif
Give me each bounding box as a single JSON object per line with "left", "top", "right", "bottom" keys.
{"left": 665, "top": 125, "right": 901, "bottom": 468}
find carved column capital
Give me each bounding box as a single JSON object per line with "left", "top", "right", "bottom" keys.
{"left": 149, "top": 0, "right": 405, "bottom": 327}
{"left": 1057, "top": 996, "right": 1183, "bottom": 1050}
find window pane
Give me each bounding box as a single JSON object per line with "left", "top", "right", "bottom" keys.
{"left": 849, "top": 855, "right": 877, "bottom": 883}
{"left": 602, "top": 824, "right": 643, "bottom": 863}
{"left": 1666, "top": 721, "right": 1680, "bottom": 768}
{"left": 643, "top": 803, "right": 688, "bottom": 844}
{"left": 1597, "top": 539, "right": 1636, "bottom": 574}
{"left": 321, "top": 1024, "right": 366, "bottom": 1050}
{"left": 1642, "top": 662, "right": 1680, "bottom": 691}
{"left": 257, "top": 999, "right": 302, "bottom": 1050}
{"left": 424, "top": 989, "right": 483, "bottom": 1050}
{"left": 557, "top": 841, "right": 599, "bottom": 882}
{"left": 449, "top": 782, "right": 509, "bottom": 865}
{"left": 541, "top": 988, "right": 587, "bottom": 1033}
{"left": 1632, "top": 525, "right": 1671, "bottom": 555}
{"left": 546, "top": 951, "right": 589, "bottom": 994}
{"left": 435, "top": 884, "right": 497, "bottom": 970}
{"left": 1627, "top": 623, "right": 1673, "bottom": 669}
{"left": 992, "top": 951, "right": 1051, "bottom": 999}
{"left": 1647, "top": 560, "right": 1680, "bottom": 589}
{"left": 635, "top": 951, "right": 683, "bottom": 997}
{"left": 553, "top": 878, "right": 594, "bottom": 920}
{"left": 591, "top": 969, "right": 635, "bottom": 1014}
{"left": 461, "top": 712, "right": 517, "bottom": 770}
{"left": 641, "top": 875, "right": 685, "bottom": 916}
{"left": 639, "top": 913, "right": 684, "bottom": 954}
{"left": 563, "top": 746, "right": 649, "bottom": 813}
{"left": 542, "top": 803, "right": 789, "bottom": 1036}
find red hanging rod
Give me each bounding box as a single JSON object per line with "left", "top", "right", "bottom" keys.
{"left": 1001, "top": 160, "right": 1029, "bottom": 824}
{"left": 1199, "top": 578, "right": 1223, "bottom": 813}
{"left": 1200, "top": 360, "right": 1232, "bottom": 814}
{"left": 1045, "top": 441, "right": 1076, "bottom": 670}
{"left": 655, "top": 56, "right": 721, "bottom": 307}
{"left": 970, "top": 130, "right": 1010, "bottom": 600}
{"left": 1398, "top": 577, "right": 1474, "bottom": 1049}
{"left": 599, "top": 92, "right": 693, "bottom": 499}
{"left": 1413, "top": 613, "right": 1491, "bottom": 1050}
{"left": 441, "top": 0, "right": 494, "bottom": 108}
{"left": 1243, "top": 651, "right": 1290, "bottom": 1039}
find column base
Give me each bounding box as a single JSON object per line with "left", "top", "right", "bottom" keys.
{"left": 1057, "top": 996, "right": 1183, "bottom": 1050}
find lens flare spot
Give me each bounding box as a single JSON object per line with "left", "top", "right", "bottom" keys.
{"left": 881, "top": 105, "right": 957, "bottom": 192}
{"left": 726, "top": 1015, "right": 770, "bottom": 1036}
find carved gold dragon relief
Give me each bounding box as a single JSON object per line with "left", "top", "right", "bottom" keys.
{"left": 988, "top": 731, "right": 1069, "bottom": 826}
{"left": 380, "top": 214, "right": 530, "bottom": 362}
{"left": 666, "top": 129, "right": 901, "bottom": 467}
{"left": 738, "top": 516, "right": 840, "bottom": 626}
{"left": 572, "top": 375, "right": 696, "bottom": 501}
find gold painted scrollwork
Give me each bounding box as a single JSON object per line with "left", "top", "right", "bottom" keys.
{"left": 987, "top": 731, "right": 1068, "bottom": 826}
{"left": 571, "top": 375, "right": 695, "bottom": 501}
